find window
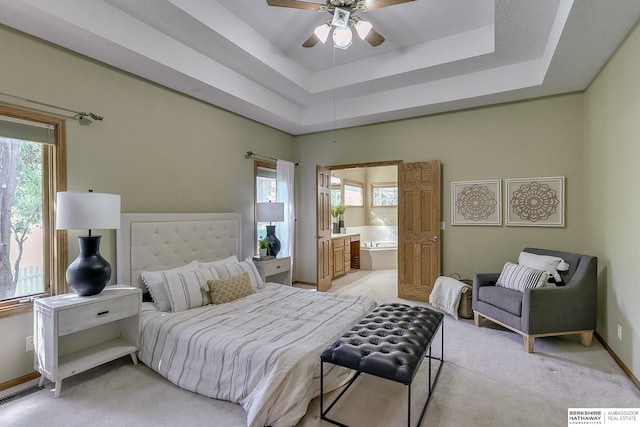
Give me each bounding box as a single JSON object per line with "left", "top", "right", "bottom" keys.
{"left": 372, "top": 183, "right": 398, "bottom": 207}
{"left": 330, "top": 175, "right": 342, "bottom": 206}
{"left": 343, "top": 180, "right": 364, "bottom": 207}
{"left": 254, "top": 161, "right": 276, "bottom": 250}
{"left": 0, "top": 106, "right": 66, "bottom": 317}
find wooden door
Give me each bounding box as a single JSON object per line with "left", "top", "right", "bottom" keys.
{"left": 316, "top": 166, "right": 332, "bottom": 292}
{"left": 398, "top": 161, "right": 442, "bottom": 301}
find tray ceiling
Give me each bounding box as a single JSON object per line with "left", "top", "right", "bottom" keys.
{"left": 1, "top": 0, "right": 640, "bottom": 135}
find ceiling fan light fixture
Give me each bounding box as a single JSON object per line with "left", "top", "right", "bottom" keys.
{"left": 331, "top": 7, "right": 350, "bottom": 28}
{"left": 314, "top": 23, "right": 331, "bottom": 43}
{"left": 354, "top": 19, "right": 373, "bottom": 40}
{"left": 333, "top": 26, "right": 353, "bottom": 49}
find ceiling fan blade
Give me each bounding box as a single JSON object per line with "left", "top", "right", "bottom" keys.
{"left": 360, "top": 0, "right": 416, "bottom": 11}
{"left": 365, "top": 27, "right": 385, "bottom": 46}
{"left": 266, "top": 0, "right": 324, "bottom": 11}
{"left": 303, "top": 33, "right": 321, "bottom": 48}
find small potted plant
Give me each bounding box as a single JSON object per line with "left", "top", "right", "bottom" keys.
{"left": 331, "top": 205, "right": 341, "bottom": 234}
{"left": 332, "top": 204, "right": 347, "bottom": 233}
{"left": 259, "top": 237, "right": 270, "bottom": 258}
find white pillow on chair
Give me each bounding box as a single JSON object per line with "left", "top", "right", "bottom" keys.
{"left": 518, "top": 252, "right": 569, "bottom": 283}
{"left": 497, "top": 262, "right": 549, "bottom": 292}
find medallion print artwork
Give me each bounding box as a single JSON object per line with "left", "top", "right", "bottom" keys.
{"left": 451, "top": 180, "right": 501, "bottom": 225}
{"left": 506, "top": 177, "right": 565, "bottom": 227}
{"left": 455, "top": 184, "right": 497, "bottom": 221}
{"left": 510, "top": 181, "right": 559, "bottom": 222}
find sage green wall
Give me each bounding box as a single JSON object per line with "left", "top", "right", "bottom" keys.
{"left": 294, "top": 94, "right": 586, "bottom": 285}
{"left": 0, "top": 25, "right": 294, "bottom": 385}
{"left": 584, "top": 22, "right": 640, "bottom": 380}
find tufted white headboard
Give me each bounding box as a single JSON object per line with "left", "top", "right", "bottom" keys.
{"left": 116, "top": 213, "right": 242, "bottom": 288}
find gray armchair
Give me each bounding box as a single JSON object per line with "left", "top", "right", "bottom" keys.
{"left": 472, "top": 247, "right": 597, "bottom": 353}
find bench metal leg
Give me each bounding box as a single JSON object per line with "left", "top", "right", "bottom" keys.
{"left": 320, "top": 362, "right": 362, "bottom": 427}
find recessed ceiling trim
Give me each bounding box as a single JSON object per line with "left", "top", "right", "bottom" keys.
{"left": 310, "top": 25, "right": 496, "bottom": 93}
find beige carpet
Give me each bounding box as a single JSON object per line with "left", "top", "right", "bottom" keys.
{"left": 1, "top": 270, "right": 639, "bottom": 427}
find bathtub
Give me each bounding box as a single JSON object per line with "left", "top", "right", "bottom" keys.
{"left": 360, "top": 241, "right": 397, "bottom": 270}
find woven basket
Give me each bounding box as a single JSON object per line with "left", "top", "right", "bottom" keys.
{"left": 450, "top": 273, "right": 474, "bottom": 319}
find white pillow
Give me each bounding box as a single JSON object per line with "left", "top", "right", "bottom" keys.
{"left": 198, "top": 255, "right": 239, "bottom": 269}
{"left": 199, "top": 256, "right": 263, "bottom": 290}
{"left": 496, "top": 262, "right": 549, "bottom": 292}
{"left": 518, "top": 252, "right": 569, "bottom": 282}
{"left": 243, "top": 256, "right": 265, "bottom": 289}
{"left": 141, "top": 260, "right": 199, "bottom": 311}
{"left": 163, "top": 269, "right": 215, "bottom": 312}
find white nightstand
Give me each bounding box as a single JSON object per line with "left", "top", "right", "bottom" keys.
{"left": 253, "top": 256, "right": 291, "bottom": 285}
{"left": 34, "top": 285, "right": 141, "bottom": 397}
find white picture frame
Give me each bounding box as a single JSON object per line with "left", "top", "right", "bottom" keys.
{"left": 505, "top": 176, "right": 565, "bottom": 227}
{"left": 451, "top": 180, "right": 502, "bottom": 225}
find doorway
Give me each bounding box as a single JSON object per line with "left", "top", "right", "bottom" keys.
{"left": 317, "top": 160, "right": 400, "bottom": 292}
{"left": 316, "top": 160, "right": 442, "bottom": 302}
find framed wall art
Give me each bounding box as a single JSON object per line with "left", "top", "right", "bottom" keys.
{"left": 506, "top": 176, "right": 565, "bottom": 227}
{"left": 451, "top": 180, "right": 501, "bottom": 225}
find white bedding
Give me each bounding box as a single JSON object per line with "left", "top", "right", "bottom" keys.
{"left": 138, "top": 283, "right": 377, "bottom": 427}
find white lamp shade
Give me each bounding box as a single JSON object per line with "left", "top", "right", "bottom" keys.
{"left": 56, "top": 191, "right": 121, "bottom": 230}
{"left": 314, "top": 23, "right": 331, "bottom": 43}
{"left": 333, "top": 27, "right": 353, "bottom": 49}
{"left": 257, "top": 202, "right": 285, "bottom": 223}
{"left": 355, "top": 20, "right": 373, "bottom": 40}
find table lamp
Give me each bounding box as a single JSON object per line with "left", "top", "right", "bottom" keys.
{"left": 257, "top": 202, "right": 284, "bottom": 257}
{"left": 56, "top": 190, "right": 120, "bottom": 296}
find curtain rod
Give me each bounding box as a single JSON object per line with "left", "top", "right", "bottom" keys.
{"left": 0, "top": 91, "right": 104, "bottom": 122}
{"left": 245, "top": 151, "right": 298, "bottom": 166}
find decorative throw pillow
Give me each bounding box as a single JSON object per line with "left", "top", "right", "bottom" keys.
{"left": 163, "top": 269, "right": 215, "bottom": 312}
{"left": 243, "top": 257, "right": 264, "bottom": 289}
{"left": 201, "top": 258, "right": 262, "bottom": 290}
{"left": 518, "top": 252, "right": 569, "bottom": 283}
{"left": 207, "top": 272, "right": 254, "bottom": 304}
{"left": 496, "top": 262, "right": 549, "bottom": 293}
{"left": 141, "top": 260, "right": 200, "bottom": 311}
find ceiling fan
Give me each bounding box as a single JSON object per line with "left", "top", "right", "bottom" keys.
{"left": 266, "top": 0, "right": 416, "bottom": 49}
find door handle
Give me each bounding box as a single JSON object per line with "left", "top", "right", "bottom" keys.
{"left": 431, "top": 236, "right": 438, "bottom": 242}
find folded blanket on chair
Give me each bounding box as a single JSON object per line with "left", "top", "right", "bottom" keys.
{"left": 429, "top": 276, "right": 471, "bottom": 320}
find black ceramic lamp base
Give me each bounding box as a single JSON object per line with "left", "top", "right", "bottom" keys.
{"left": 66, "top": 235, "right": 111, "bottom": 296}
{"left": 265, "top": 225, "right": 281, "bottom": 257}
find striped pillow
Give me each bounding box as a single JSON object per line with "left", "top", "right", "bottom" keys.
{"left": 163, "top": 268, "right": 216, "bottom": 312}
{"left": 496, "top": 262, "right": 549, "bottom": 292}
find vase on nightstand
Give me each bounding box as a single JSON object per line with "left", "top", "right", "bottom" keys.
{"left": 265, "top": 225, "right": 281, "bottom": 257}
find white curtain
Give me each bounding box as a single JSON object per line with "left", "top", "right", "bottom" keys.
{"left": 276, "top": 160, "right": 295, "bottom": 269}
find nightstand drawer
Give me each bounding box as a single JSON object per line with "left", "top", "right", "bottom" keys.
{"left": 263, "top": 257, "right": 290, "bottom": 277}
{"left": 58, "top": 295, "right": 139, "bottom": 336}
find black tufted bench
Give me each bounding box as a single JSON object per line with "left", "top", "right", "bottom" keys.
{"left": 320, "top": 303, "right": 444, "bottom": 427}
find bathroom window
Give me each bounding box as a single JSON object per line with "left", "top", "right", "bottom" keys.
{"left": 344, "top": 180, "right": 364, "bottom": 207}
{"left": 330, "top": 175, "right": 342, "bottom": 205}
{"left": 371, "top": 183, "right": 398, "bottom": 207}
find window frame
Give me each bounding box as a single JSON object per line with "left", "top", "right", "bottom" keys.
{"left": 371, "top": 182, "right": 398, "bottom": 208}
{"left": 0, "top": 105, "right": 67, "bottom": 318}
{"left": 254, "top": 160, "right": 276, "bottom": 252}
{"left": 343, "top": 179, "right": 364, "bottom": 207}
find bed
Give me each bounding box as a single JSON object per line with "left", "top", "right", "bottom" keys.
{"left": 116, "top": 213, "right": 377, "bottom": 427}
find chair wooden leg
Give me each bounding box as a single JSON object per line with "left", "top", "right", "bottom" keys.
{"left": 524, "top": 335, "right": 535, "bottom": 353}
{"left": 581, "top": 331, "right": 594, "bottom": 347}
{"left": 473, "top": 312, "right": 483, "bottom": 327}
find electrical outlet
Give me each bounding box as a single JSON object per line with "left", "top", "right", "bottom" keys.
{"left": 25, "top": 335, "right": 34, "bottom": 352}
{"left": 617, "top": 324, "right": 622, "bottom": 341}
